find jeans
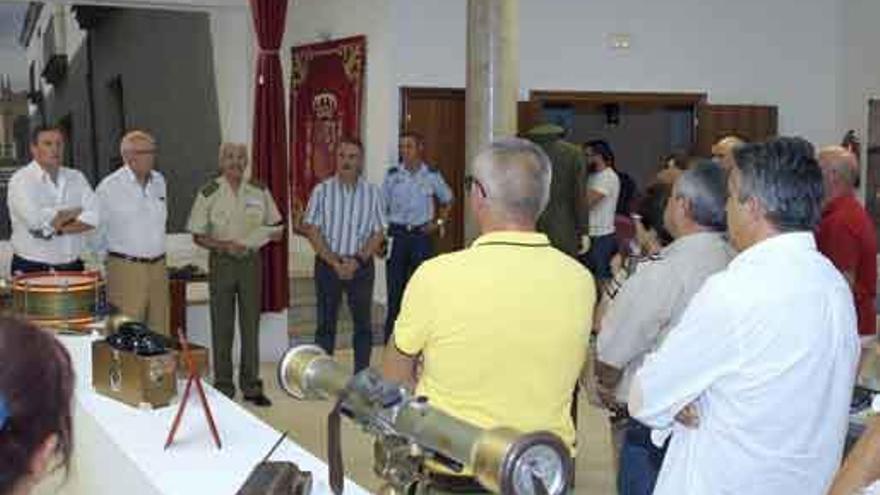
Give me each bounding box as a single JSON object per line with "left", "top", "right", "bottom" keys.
{"left": 585, "top": 233, "right": 618, "bottom": 280}
{"left": 314, "top": 258, "right": 375, "bottom": 373}
{"left": 618, "top": 419, "right": 668, "bottom": 495}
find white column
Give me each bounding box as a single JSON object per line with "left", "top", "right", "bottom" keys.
{"left": 465, "top": 0, "right": 519, "bottom": 241}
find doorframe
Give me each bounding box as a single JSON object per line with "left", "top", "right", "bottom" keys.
{"left": 525, "top": 90, "right": 708, "bottom": 153}
{"left": 529, "top": 90, "right": 707, "bottom": 107}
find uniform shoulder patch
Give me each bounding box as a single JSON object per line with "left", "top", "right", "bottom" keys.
{"left": 200, "top": 181, "right": 220, "bottom": 198}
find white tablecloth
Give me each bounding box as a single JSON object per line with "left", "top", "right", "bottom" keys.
{"left": 42, "top": 334, "right": 369, "bottom": 495}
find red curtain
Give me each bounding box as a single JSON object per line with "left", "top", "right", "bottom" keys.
{"left": 250, "top": 0, "right": 289, "bottom": 312}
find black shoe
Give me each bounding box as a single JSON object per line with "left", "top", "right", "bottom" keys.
{"left": 244, "top": 393, "right": 272, "bottom": 407}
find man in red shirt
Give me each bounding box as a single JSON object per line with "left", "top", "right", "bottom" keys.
{"left": 816, "top": 146, "right": 877, "bottom": 348}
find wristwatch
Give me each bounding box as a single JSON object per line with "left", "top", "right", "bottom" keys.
{"left": 435, "top": 218, "right": 445, "bottom": 227}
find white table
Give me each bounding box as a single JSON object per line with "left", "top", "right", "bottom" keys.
{"left": 41, "top": 334, "right": 369, "bottom": 495}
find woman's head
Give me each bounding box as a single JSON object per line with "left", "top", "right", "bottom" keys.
{"left": 633, "top": 183, "right": 674, "bottom": 255}
{"left": 0, "top": 318, "right": 74, "bottom": 495}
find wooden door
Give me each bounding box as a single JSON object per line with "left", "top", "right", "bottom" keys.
{"left": 866, "top": 100, "right": 880, "bottom": 244}
{"left": 696, "top": 104, "right": 778, "bottom": 156}
{"left": 400, "top": 87, "right": 466, "bottom": 253}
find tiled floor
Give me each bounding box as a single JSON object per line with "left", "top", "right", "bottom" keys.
{"left": 239, "top": 347, "right": 617, "bottom": 494}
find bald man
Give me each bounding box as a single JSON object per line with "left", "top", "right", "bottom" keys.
{"left": 816, "top": 146, "right": 877, "bottom": 347}
{"left": 711, "top": 135, "right": 745, "bottom": 171}
{"left": 96, "top": 130, "right": 169, "bottom": 334}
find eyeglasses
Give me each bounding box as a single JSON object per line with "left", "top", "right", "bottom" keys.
{"left": 464, "top": 174, "right": 487, "bottom": 197}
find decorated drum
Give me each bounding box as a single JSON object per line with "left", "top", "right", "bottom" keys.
{"left": 12, "top": 271, "right": 104, "bottom": 331}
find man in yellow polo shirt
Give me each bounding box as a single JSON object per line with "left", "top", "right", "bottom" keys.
{"left": 383, "top": 137, "right": 595, "bottom": 494}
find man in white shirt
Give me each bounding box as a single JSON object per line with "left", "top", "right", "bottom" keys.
{"left": 583, "top": 139, "right": 620, "bottom": 281}
{"left": 630, "top": 137, "right": 860, "bottom": 495}
{"left": 7, "top": 126, "right": 98, "bottom": 274}
{"left": 96, "top": 131, "right": 169, "bottom": 335}
{"left": 597, "top": 161, "right": 734, "bottom": 495}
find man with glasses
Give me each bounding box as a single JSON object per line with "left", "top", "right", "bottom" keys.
{"left": 96, "top": 130, "right": 169, "bottom": 334}
{"left": 630, "top": 137, "right": 858, "bottom": 495}
{"left": 596, "top": 161, "right": 733, "bottom": 495}
{"left": 383, "top": 138, "right": 594, "bottom": 494}
{"left": 7, "top": 125, "right": 99, "bottom": 274}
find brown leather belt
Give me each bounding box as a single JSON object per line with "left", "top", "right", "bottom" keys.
{"left": 425, "top": 473, "right": 488, "bottom": 493}
{"left": 108, "top": 252, "right": 166, "bottom": 264}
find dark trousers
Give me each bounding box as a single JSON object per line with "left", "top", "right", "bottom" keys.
{"left": 618, "top": 419, "right": 668, "bottom": 495}
{"left": 11, "top": 254, "right": 84, "bottom": 275}
{"left": 384, "top": 227, "right": 433, "bottom": 343}
{"left": 584, "top": 233, "right": 618, "bottom": 280}
{"left": 314, "top": 258, "right": 375, "bottom": 373}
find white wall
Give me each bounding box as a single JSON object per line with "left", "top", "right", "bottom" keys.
{"left": 395, "top": 0, "right": 842, "bottom": 147}
{"left": 209, "top": 6, "right": 254, "bottom": 143}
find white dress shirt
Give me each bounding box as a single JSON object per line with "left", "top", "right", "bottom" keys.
{"left": 8, "top": 160, "right": 99, "bottom": 265}
{"left": 95, "top": 166, "right": 167, "bottom": 258}
{"left": 630, "top": 232, "right": 859, "bottom": 495}
{"left": 598, "top": 232, "right": 734, "bottom": 403}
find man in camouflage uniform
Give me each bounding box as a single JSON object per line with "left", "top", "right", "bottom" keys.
{"left": 187, "top": 143, "right": 283, "bottom": 407}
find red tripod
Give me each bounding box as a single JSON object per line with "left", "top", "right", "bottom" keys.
{"left": 164, "top": 331, "right": 222, "bottom": 450}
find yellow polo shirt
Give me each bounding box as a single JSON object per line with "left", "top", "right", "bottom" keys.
{"left": 394, "top": 231, "right": 595, "bottom": 450}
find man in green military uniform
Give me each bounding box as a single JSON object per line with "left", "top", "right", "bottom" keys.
{"left": 187, "top": 143, "right": 283, "bottom": 407}
{"left": 525, "top": 123, "right": 589, "bottom": 257}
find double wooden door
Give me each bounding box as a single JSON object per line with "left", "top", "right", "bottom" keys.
{"left": 695, "top": 104, "right": 778, "bottom": 155}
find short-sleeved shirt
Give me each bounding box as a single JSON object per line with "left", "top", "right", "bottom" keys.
{"left": 303, "top": 175, "right": 386, "bottom": 256}
{"left": 816, "top": 193, "right": 878, "bottom": 336}
{"left": 393, "top": 231, "right": 594, "bottom": 450}
{"left": 382, "top": 162, "right": 453, "bottom": 226}
{"left": 187, "top": 177, "right": 282, "bottom": 252}
{"left": 588, "top": 167, "right": 620, "bottom": 236}
{"left": 597, "top": 232, "right": 734, "bottom": 402}
{"left": 96, "top": 166, "right": 167, "bottom": 258}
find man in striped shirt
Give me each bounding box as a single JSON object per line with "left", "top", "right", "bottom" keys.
{"left": 303, "top": 138, "right": 386, "bottom": 372}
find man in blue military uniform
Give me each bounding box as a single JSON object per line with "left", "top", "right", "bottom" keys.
{"left": 383, "top": 132, "right": 453, "bottom": 343}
